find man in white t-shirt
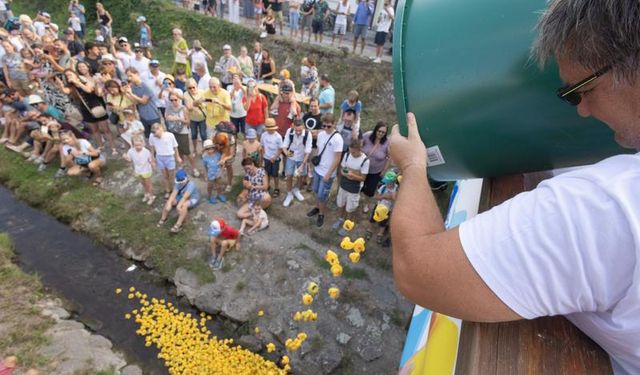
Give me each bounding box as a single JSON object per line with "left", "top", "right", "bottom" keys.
{"left": 144, "top": 60, "right": 166, "bottom": 109}
{"left": 282, "top": 119, "right": 313, "bottom": 207}
{"left": 307, "top": 113, "right": 343, "bottom": 227}
{"left": 130, "top": 44, "right": 150, "bottom": 77}
{"left": 116, "top": 37, "right": 135, "bottom": 71}
{"left": 389, "top": 2, "right": 640, "bottom": 374}
{"left": 195, "top": 62, "right": 211, "bottom": 91}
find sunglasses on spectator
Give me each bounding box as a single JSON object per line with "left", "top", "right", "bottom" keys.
{"left": 170, "top": 99, "right": 180, "bottom": 102}
{"left": 557, "top": 65, "right": 611, "bottom": 106}
{"left": 323, "top": 124, "right": 334, "bottom": 128}
{"left": 135, "top": 49, "right": 142, "bottom": 53}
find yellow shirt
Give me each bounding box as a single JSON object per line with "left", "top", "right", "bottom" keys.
{"left": 202, "top": 89, "right": 231, "bottom": 128}
{"left": 106, "top": 94, "right": 135, "bottom": 125}
{"left": 184, "top": 90, "right": 206, "bottom": 122}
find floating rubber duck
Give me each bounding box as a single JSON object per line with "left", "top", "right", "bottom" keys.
{"left": 353, "top": 238, "right": 366, "bottom": 253}
{"left": 330, "top": 264, "right": 343, "bottom": 277}
{"left": 293, "top": 311, "right": 303, "bottom": 321}
{"left": 302, "top": 293, "right": 313, "bottom": 305}
{"left": 125, "top": 313, "right": 131, "bottom": 319}
{"left": 266, "top": 343, "right": 276, "bottom": 353}
{"left": 258, "top": 310, "right": 264, "bottom": 317}
{"left": 129, "top": 286, "right": 136, "bottom": 292}
{"left": 128, "top": 293, "right": 135, "bottom": 300}
{"left": 281, "top": 356, "right": 290, "bottom": 365}
{"left": 115, "top": 288, "right": 122, "bottom": 294}
{"left": 328, "top": 287, "right": 340, "bottom": 299}
{"left": 342, "top": 219, "right": 355, "bottom": 231}
{"left": 307, "top": 282, "right": 319, "bottom": 295}
{"left": 325, "top": 249, "right": 339, "bottom": 266}
{"left": 255, "top": 327, "right": 260, "bottom": 334}
{"left": 349, "top": 252, "right": 361, "bottom": 263}
{"left": 373, "top": 204, "right": 390, "bottom": 222}
{"left": 340, "top": 237, "right": 354, "bottom": 251}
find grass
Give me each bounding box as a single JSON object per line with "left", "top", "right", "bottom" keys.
{"left": 0, "top": 233, "right": 54, "bottom": 370}
{"left": 0, "top": 147, "right": 215, "bottom": 284}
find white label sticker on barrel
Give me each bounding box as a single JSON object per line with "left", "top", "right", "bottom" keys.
{"left": 427, "top": 145, "right": 446, "bottom": 166}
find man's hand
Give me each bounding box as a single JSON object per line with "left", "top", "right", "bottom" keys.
{"left": 389, "top": 112, "right": 427, "bottom": 172}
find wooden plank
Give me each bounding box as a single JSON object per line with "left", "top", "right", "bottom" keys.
{"left": 256, "top": 83, "right": 310, "bottom": 105}
{"left": 455, "top": 175, "right": 612, "bottom": 375}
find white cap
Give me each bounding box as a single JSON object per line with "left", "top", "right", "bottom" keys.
{"left": 222, "top": 44, "right": 231, "bottom": 50}
{"left": 41, "top": 12, "right": 51, "bottom": 18}
{"left": 100, "top": 54, "right": 117, "bottom": 62}
{"left": 136, "top": 15, "right": 147, "bottom": 22}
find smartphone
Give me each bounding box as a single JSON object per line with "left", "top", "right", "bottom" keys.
{"left": 205, "top": 98, "right": 213, "bottom": 102}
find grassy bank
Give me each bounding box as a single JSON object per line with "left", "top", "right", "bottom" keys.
{"left": 0, "top": 233, "right": 53, "bottom": 369}
{"left": 0, "top": 147, "right": 214, "bottom": 283}
{"left": 14, "top": 0, "right": 396, "bottom": 130}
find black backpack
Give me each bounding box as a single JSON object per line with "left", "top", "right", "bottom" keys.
{"left": 287, "top": 129, "right": 310, "bottom": 151}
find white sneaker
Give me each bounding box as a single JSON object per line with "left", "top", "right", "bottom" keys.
{"left": 34, "top": 157, "right": 44, "bottom": 165}
{"left": 369, "top": 56, "right": 376, "bottom": 60}
{"left": 37, "top": 163, "right": 47, "bottom": 172}
{"left": 293, "top": 188, "right": 305, "bottom": 202}
{"left": 26, "top": 154, "right": 37, "bottom": 162}
{"left": 0, "top": 137, "right": 8, "bottom": 144}
{"left": 373, "top": 58, "right": 382, "bottom": 64}
{"left": 283, "top": 193, "right": 294, "bottom": 207}
{"left": 225, "top": 185, "right": 232, "bottom": 193}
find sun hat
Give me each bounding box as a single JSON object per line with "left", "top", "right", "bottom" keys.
{"left": 265, "top": 118, "right": 277, "bottom": 130}
{"left": 100, "top": 54, "right": 117, "bottom": 63}
{"left": 203, "top": 139, "right": 215, "bottom": 149}
{"left": 27, "top": 94, "right": 44, "bottom": 105}
{"left": 245, "top": 128, "right": 257, "bottom": 139}
{"left": 163, "top": 74, "right": 175, "bottom": 83}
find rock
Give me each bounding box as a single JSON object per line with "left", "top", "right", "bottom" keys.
{"left": 195, "top": 286, "right": 255, "bottom": 322}
{"left": 346, "top": 307, "right": 365, "bottom": 328}
{"left": 317, "top": 346, "right": 344, "bottom": 374}
{"left": 238, "top": 335, "right": 262, "bottom": 352}
{"left": 194, "top": 211, "right": 208, "bottom": 222}
{"left": 121, "top": 365, "right": 143, "bottom": 375}
{"left": 286, "top": 259, "right": 300, "bottom": 270}
{"left": 40, "top": 321, "right": 126, "bottom": 375}
{"left": 355, "top": 324, "right": 384, "bottom": 362}
{"left": 41, "top": 306, "right": 71, "bottom": 321}
{"left": 174, "top": 268, "right": 201, "bottom": 304}
{"left": 336, "top": 332, "right": 351, "bottom": 345}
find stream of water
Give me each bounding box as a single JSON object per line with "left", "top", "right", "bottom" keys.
{"left": 0, "top": 186, "right": 223, "bottom": 374}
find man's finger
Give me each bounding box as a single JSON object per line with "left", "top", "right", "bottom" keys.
{"left": 406, "top": 112, "right": 421, "bottom": 141}
{"left": 391, "top": 123, "right": 401, "bottom": 137}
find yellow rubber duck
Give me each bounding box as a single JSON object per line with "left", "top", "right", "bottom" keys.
{"left": 342, "top": 219, "right": 355, "bottom": 231}
{"left": 307, "top": 282, "right": 319, "bottom": 295}
{"left": 325, "top": 249, "right": 339, "bottom": 265}
{"left": 266, "top": 343, "right": 276, "bottom": 353}
{"left": 255, "top": 327, "right": 260, "bottom": 334}
{"left": 397, "top": 175, "right": 403, "bottom": 183}
{"left": 281, "top": 356, "right": 290, "bottom": 365}
{"left": 302, "top": 293, "right": 314, "bottom": 305}
{"left": 330, "top": 264, "right": 343, "bottom": 277}
{"left": 340, "top": 237, "right": 354, "bottom": 251}
{"left": 349, "top": 252, "right": 361, "bottom": 263}
{"left": 328, "top": 287, "right": 340, "bottom": 299}
{"left": 258, "top": 310, "right": 264, "bottom": 317}
{"left": 115, "top": 288, "right": 122, "bottom": 294}
{"left": 373, "top": 204, "right": 390, "bottom": 222}
{"left": 353, "top": 238, "right": 366, "bottom": 253}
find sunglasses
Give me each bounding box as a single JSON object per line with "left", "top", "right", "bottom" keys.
{"left": 323, "top": 124, "right": 333, "bottom": 128}
{"left": 170, "top": 99, "right": 179, "bottom": 102}
{"left": 556, "top": 65, "right": 611, "bottom": 106}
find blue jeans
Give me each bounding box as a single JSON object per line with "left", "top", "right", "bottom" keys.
{"left": 141, "top": 117, "right": 161, "bottom": 139}
{"left": 312, "top": 170, "right": 334, "bottom": 203}
{"left": 190, "top": 120, "right": 207, "bottom": 141}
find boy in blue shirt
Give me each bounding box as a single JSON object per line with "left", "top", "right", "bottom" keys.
{"left": 202, "top": 139, "right": 226, "bottom": 204}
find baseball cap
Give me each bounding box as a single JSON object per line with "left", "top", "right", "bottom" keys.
{"left": 280, "top": 84, "right": 293, "bottom": 93}
{"left": 41, "top": 12, "right": 51, "bottom": 18}
{"left": 149, "top": 59, "right": 160, "bottom": 67}
{"left": 64, "top": 28, "right": 74, "bottom": 35}
{"left": 222, "top": 44, "right": 231, "bottom": 50}
{"left": 245, "top": 128, "right": 257, "bottom": 139}
{"left": 382, "top": 170, "right": 398, "bottom": 184}
{"left": 118, "top": 36, "right": 128, "bottom": 44}
{"left": 136, "top": 15, "right": 147, "bottom": 23}
{"left": 100, "top": 54, "right": 117, "bottom": 63}
{"left": 175, "top": 169, "right": 188, "bottom": 182}
{"left": 208, "top": 219, "right": 225, "bottom": 237}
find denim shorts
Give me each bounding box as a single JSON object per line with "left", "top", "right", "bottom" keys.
{"left": 312, "top": 170, "right": 334, "bottom": 203}
{"left": 289, "top": 10, "right": 300, "bottom": 29}
{"left": 353, "top": 24, "right": 368, "bottom": 39}
{"left": 190, "top": 120, "right": 207, "bottom": 141}
{"left": 156, "top": 154, "right": 176, "bottom": 171}
{"left": 285, "top": 158, "right": 305, "bottom": 177}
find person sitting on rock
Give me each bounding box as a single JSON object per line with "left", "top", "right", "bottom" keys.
{"left": 60, "top": 130, "right": 106, "bottom": 186}
{"left": 208, "top": 218, "right": 241, "bottom": 271}
{"left": 158, "top": 169, "right": 200, "bottom": 233}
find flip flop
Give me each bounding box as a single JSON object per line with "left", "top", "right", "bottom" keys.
{"left": 170, "top": 224, "right": 182, "bottom": 234}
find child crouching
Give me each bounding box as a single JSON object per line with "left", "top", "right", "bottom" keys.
{"left": 208, "top": 218, "right": 241, "bottom": 271}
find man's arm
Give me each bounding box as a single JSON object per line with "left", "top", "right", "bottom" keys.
{"left": 389, "top": 113, "right": 520, "bottom": 322}
{"left": 324, "top": 150, "right": 341, "bottom": 182}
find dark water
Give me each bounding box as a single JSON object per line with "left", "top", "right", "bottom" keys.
{"left": 0, "top": 186, "right": 223, "bottom": 374}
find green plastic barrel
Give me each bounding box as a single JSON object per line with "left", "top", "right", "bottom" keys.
{"left": 393, "top": 0, "right": 630, "bottom": 181}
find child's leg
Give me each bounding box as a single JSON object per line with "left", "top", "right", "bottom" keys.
{"left": 210, "top": 237, "right": 219, "bottom": 257}
{"left": 207, "top": 180, "right": 214, "bottom": 199}
{"left": 142, "top": 176, "right": 153, "bottom": 196}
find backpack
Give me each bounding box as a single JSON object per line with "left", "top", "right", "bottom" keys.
{"left": 4, "top": 17, "right": 19, "bottom": 31}
{"left": 287, "top": 129, "right": 310, "bottom": 151}
{"left": 216, "top": 121, "right": 237, "bottom": 135}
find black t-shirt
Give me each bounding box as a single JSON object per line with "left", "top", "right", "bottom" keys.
{"left": 303, "top": 112, "right": 322, "bottom": 148}
{"left": 84, "top": 55, "right": 101, "bottom": 75}
{"left": 269, "top": 0, "right": 283, "bottom": 12}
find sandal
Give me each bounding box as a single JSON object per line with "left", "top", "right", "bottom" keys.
{"left": 273, "top": 189, "right": 280, "bottom": 198}
{"left": 157, "top": 219, "right": 166, "bottom": 228}
{"left": 170, "top": 224, "right": 182, "bottom": 234}
{"left": 147, "top": 195, "right": 156, "bottom": 205}
{"left": 92, "top": 177, "right": 103, "bottom": 187}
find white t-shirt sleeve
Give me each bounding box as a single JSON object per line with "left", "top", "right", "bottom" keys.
{"left": 169, "top": 133, "right": 178, "bottom": 148}
{"left": 304, "top": 132, "right": 313, "bottom": 154}
{"left": 459, "top": 173, "right": 636, "bottom": 320}
{"left": 331, "top": 134, "right": 344, "bottom": 153}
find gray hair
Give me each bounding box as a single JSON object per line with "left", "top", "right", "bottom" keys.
{"left": 533, "top": 0, "right": 640, "bottom": 84}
